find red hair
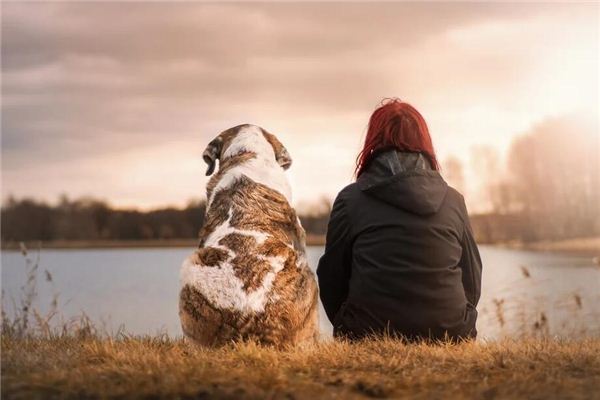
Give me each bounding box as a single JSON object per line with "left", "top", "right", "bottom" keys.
{"left": 355, "top": 98, "right": 439, "bottom": 177}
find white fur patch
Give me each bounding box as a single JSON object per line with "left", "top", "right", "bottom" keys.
{"left": 207, "top": 125, "right": 292, "bottom": 209}
{"left": 180, "top": 211, "right": 286, "bottom": 314}
{"left": 204, "top": 210, "right": 269, "bottom": 247}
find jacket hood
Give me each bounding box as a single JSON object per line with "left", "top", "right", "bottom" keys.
{"left": 357, "top": 150, "right": 448, "bottom": 215}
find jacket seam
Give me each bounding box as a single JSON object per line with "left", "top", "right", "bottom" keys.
{"left": 338, "top": 188, "right": 354, "bottom": 239}
{"left": 461, "top": 222, "right": 476, "bottom": 306}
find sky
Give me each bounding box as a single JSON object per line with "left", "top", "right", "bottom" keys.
{"left": 2, "top": 2, "right": 598, "bottom": 212}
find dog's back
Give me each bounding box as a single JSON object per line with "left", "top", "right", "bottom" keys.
{"left": 179, "top": 125, "right": 318, "bottom": 347}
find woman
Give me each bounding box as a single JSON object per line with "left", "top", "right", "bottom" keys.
{"left": 317, "top": 99, "right": 482, "bottom": 341}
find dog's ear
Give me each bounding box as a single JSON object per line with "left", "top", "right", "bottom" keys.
{"left": 203, "top": 136, "right": 223, "bottom": 176}
{"left": 262, "top": 131, "right": 292, "bottom": 170}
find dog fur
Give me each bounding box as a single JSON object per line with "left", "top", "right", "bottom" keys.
{"left": 179, "top": 124, "right": 319, "bottom": 347}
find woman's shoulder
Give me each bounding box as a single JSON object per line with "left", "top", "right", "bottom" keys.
{"left": 444, "top": 186, "right": 470, "bottom": 224}
{"left": 335, "top": 182, "right": 362, "bottom": 203}
{"left": 327, "top": 183, "right": 362, "bottom": 216}
{"left": 445, "top": 186, "right": 466, "bottom": 205}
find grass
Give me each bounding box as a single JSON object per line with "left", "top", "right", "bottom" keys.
{"left": 2, "top": 334, "right": 600, "bottom": 399}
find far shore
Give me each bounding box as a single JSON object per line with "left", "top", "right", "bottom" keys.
{"left": 0, "top": 234, "right": 328, "bottom": 250}
{"left": 2, "top": 235, "right": 599, "bottom": 256}
{"left": 493, "top": 236, "right": 600, "bottom": 256}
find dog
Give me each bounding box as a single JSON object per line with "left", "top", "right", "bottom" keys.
{"left": 179, "top": 124, "right": 319, "bottom": 347}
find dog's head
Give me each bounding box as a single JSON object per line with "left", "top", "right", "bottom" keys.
{"left": 202, "top": 124, "right": 292, "bottom": 176}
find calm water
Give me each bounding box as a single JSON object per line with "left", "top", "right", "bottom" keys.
{"left": 1, "top": 246, "right": 599, "bottom": 339}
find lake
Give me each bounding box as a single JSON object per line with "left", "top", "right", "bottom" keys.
{"left": 2, "top": 246, "right": 599, "bottom": 339}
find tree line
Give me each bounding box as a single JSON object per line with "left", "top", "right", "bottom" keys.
{"left": 0, "top": 196, "right": 331, "bottom": 243}
{"left": 2, "top": 115, "right": 597, "bottom": 245}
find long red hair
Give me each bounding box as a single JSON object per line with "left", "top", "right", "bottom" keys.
{"left": 355, "top": 98, "right": 439, "bottom": 177}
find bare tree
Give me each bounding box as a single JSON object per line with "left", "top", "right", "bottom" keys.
{"left": 507, "top": 115, "right": 599, "bottom": 239}
{"left": 470, "top": 145, "right": 512, "bottom": 214}
{"left": 442, "top": 156, "right": 465, "bottom": 195}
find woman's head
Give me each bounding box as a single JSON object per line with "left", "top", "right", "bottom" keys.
{"left": 355, "top": 98, "right": 439, "bottom": 177}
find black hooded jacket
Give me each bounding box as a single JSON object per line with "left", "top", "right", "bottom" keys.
{"left": 317, "top": 150, "right": 482, "bottom": 341}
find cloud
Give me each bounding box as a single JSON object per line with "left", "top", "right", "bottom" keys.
{"left": 1, "top": 2, "right": 597, "bottom": 209}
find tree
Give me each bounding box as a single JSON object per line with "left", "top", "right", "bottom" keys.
{"left": 470, "top": 145, "right": 513, "bottom": 214}
{"left": 506, "top": 115, "right": 599, "bottom": 239}
{"left": 442, "top": 156, "right": 465, "bottom": 195}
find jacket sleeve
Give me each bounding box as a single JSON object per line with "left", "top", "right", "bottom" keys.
{"left": 317, "top": 191, "right": 353, "bottom": 323}
{"left": 458, "top": 201, "right": 483, "bottom": 307}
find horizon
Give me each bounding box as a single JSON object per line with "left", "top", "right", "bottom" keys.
{"left": 2, "top": 2, "right": 598, "bottom": 213}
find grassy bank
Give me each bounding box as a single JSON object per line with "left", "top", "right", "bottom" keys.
{"left": 2, "top": 335, "right": 599, "bottom": 399}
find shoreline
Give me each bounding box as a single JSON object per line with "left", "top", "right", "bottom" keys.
{"left": 2, "top": 236, "right": 598, "bottom": 256}
{"left": 0, "top": 234, "right": 328, "bottom": 250}
{"left": 490, "top": 236, "right": 600, "bottom": 256}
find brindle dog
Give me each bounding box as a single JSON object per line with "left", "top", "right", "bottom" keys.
{"left": 179, "top": 124, "right": 319, "bottom": 348}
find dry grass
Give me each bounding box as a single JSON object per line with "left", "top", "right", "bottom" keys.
{"left": 2, "top": 334, "right": 599, "bottom": 400}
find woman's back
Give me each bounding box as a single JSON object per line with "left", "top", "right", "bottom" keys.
{"left": 318, "top": 150, "right": 480, "bottom": 340}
